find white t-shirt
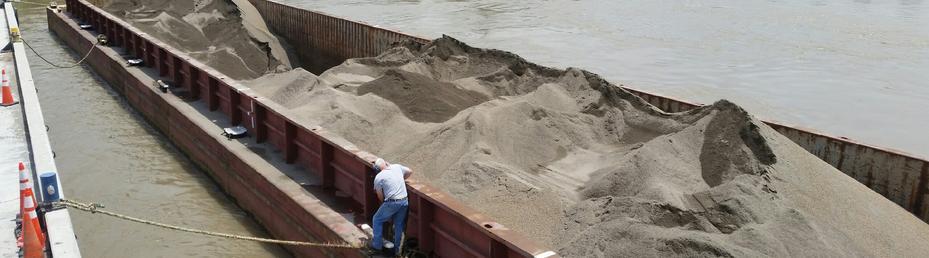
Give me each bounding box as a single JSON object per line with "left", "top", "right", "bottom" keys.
{"left": 374, "top": 164, "right": 411, "bottom": 201}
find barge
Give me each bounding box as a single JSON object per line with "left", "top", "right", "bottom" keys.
{"left": 50, "top": 0, "right": 928, "bottom": 257}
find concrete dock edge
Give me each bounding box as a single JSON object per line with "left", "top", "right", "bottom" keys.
{"left": 7, "top": 3, "right": 81, "bottom": 257}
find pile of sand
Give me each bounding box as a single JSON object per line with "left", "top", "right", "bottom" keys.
{"left": 100, "top": 1, "right": 929, "bottom": 256}
{"left": 101, "top": 0, "right": 293, "bottom": 79}
{"left": 244, "top": 37, "right": 929, "bottom": 257}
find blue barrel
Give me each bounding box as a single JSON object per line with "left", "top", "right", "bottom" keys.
{"left": 40, "top": 172, "right": 60, "bottom": 202}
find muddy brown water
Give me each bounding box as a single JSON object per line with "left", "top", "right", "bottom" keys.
{"left": 278, "top": 0, "right": 929, "bottom": 159}
{"left": 17, "top": 5, "right": 288, "bottom": 257}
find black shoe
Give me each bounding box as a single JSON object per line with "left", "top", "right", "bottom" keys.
{"left": 383, "top": 247, "right": 396, "bottom": 257}
{"left": 366, "top": 247, "right": 394, "bottom": 257}
{"left": 366, "top": 247, "right": 383, "bottom": 257}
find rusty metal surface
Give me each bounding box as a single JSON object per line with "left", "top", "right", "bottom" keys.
{"left": 62, "top": 1, "right": 558, "bottom": 257}
{"left": 248, "top": 0, "right": 429, "bottom": 74}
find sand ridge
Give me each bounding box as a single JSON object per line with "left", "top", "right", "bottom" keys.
{"left": 102, "top": 0, "right": 293, "bottom": 79}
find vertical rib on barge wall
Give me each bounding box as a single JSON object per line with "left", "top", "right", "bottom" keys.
{"left": 246, "top": 0, "right": 929, "bottom": 222}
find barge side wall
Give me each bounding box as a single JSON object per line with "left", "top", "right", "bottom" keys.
{"left": 55, "top": 1, "right": 557, "bottom": 257}
{"left": 247, "top": 0, "right": 929, "bottom": 222}
{"left": 247, "top": 0, "right": 429, "bottom": 74}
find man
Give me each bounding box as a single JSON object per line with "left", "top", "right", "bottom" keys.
{"left": 370, "top": 158, "right": 413, "bottom": 256}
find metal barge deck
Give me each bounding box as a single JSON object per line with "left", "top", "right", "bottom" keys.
{"left": 1, "top": 2, "right": 80, "bottom": 257}
{"left": 51, "top": 0, "right": 928, "bottom": 257}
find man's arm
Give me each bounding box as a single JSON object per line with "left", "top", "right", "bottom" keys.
{"left": 402, "top": 166, "right": 413, "bottom": 180}
{"left": 374, "top": 178, "right": 384, "bottom": 202}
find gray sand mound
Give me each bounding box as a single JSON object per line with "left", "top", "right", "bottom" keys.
{"left": 102, "top": 0, "right": 292, "bottom": 79}
{"left": 244, "top": 36, "right": 929, "bottom": 257}
{"left": 99, "top": 2, "right": 929, "bottom": 256}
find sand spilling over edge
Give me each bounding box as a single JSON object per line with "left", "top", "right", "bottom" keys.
{"left": 101, "top": 0, "right": 293, "bottom": 80}
{"left": 95, "top": 2, "right": 929, "bottom": 255}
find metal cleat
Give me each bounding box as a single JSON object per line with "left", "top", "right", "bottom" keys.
{"left": 221, "top": 126, "right": 248, "bottom": 140}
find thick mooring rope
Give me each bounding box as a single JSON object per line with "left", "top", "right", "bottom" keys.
{"left": 57, "top": 199, "right": 362, "bottom": 249}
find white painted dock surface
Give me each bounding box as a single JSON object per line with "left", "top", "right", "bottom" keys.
{"left": 0, "top": 27, "right": 27, "bottom": 258}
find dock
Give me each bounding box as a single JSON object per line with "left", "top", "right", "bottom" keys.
{"left": 1, "top": 2, "right": 80, "bottom": 257}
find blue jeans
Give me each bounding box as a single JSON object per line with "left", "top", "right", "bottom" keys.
{"left": 371, "top": 198, "right": 409, "bottom": 250}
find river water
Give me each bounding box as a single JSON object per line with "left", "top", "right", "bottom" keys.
{"left": 16, "top": 5, "right": 288, "bottom": 258}
{"left": 280, "top": 0, "right": 929, "bottom": 158}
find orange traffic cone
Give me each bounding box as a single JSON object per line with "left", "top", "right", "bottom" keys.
{"left": 19, "top": 163, "right": 44, "bottom": 245}
{"left": 19, "top": 162, "right": 38, "bottom": 221}
{"left": 22, "top": 189, "right": 45, "bottom": 258}
{"left": 1, "top": 69, "right": 17, "bottom": 106}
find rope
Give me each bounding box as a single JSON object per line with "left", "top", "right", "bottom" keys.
{"left": 21, "top": 37, "right": 99, "bottom": 69}
{"left": 56, "top": 199, "right": 362, "bottom": 249}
